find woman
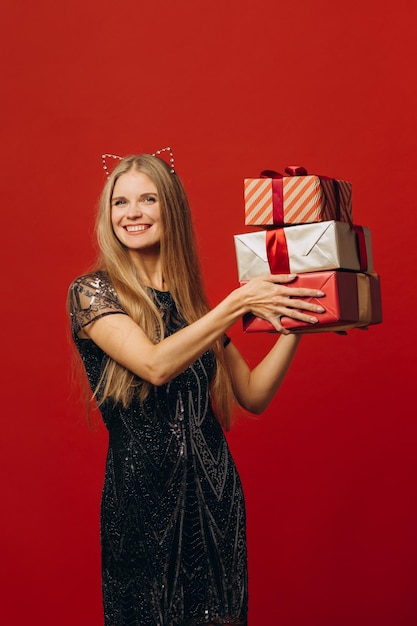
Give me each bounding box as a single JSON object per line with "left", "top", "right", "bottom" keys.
{"left": 67, "top": 153, "right": 324, "bottom": 626}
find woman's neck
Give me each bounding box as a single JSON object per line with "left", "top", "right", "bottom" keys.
{"left": 129, "top": 251, "right": 166, "bottom": 291}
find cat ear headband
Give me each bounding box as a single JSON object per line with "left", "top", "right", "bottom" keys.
{"left": 101, "top": 147, "right": 175, "bottom": 178}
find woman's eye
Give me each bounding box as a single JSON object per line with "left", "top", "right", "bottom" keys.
{"left": 113, "top": 199, "right": 126, "bottom": 206}
{"left": 143, "top": 195, "right": 157, "bottom": 204}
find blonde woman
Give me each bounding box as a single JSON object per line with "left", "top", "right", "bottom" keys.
{"left": 67, "top": 153, "right": 324, "bottom": 626}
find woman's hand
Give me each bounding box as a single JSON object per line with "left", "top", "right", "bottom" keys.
{"left": 238, "top": 273, "right": 326, "bottom": 335}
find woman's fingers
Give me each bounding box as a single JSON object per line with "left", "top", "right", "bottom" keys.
{"left": 279, "top": 287, "right": 325, "bottom": 299}
{"left": 282, "top": 297, "right": 325, "bottom": 314}
{"left": 268, "top": 317, "right": 291, "bottom": 335}
{"left": 251, "top": 274, "right": 325, "bottom": 299}
{"left": 242, "top": 274, "right": 328, "bottom": 328}
{"left": 278, "top": 306, "right": 321, "bottom": 324}
{"left": 267, "top": 273, "right": 298, "bottom": 283}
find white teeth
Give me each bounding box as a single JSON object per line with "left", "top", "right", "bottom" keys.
{"left": 125, "top": 225, "right": 148, "bottom": 232}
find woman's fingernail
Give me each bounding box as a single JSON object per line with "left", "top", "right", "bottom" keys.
{"left": 317, "top": 306, "right": 325, "bottom": 312}
{"left": 316, "top": 290, "right": 325, "bottom": 296}
{"left": 310, "top": 317, "right": 319, "bottom": 323}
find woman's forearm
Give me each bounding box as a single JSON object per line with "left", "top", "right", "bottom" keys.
{"left": 228, "top": 334, "right": 302, "bottom": 414}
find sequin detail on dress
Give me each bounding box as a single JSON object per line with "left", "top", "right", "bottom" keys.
{"left": 68, "top": 271, "right": 248, "bottom": 626}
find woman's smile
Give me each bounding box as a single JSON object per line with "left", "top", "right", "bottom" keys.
{"left": 124, "top": 224, "right": 151, "bottom": 233}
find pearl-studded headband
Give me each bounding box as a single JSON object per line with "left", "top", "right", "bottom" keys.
{"left": 101, "top": 147, "right": 175, "bottom": 178}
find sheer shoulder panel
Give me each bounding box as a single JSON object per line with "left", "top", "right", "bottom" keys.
{"left": 67, "top": 271, "right": 127, "bottom": 338}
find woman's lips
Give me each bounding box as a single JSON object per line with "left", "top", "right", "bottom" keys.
{"left": 124, "top": 224, "right": 150, "bottom": 232}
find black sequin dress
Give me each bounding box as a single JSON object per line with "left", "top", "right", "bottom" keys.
{"left": 68, "top": 271, "right": 248, "bottom": 626}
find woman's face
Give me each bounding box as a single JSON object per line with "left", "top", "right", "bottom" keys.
{"left": 111, "top": 170, "right": 162, "bottom": 255}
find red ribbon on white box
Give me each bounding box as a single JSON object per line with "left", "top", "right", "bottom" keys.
{"left": 265, "top": 224, "right": 369, "bottom": 274}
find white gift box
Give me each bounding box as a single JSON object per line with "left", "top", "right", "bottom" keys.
{"left": 234, "top": 221, "right": 373, "bottom": 280}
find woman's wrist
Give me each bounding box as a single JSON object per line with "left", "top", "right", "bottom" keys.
{"left": 276, "top": 332, "right": 302, "bottom": 350}
{"left": 223, "top": 286, "right": 250, "bottom": 318}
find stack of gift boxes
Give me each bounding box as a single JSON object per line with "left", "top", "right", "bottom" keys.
{"left": 234, "top": 166, "right": 382, "bottom": 333}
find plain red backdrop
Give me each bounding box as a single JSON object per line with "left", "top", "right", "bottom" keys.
{"left": 1, "top": 1, "right": 416, "bottom": 624}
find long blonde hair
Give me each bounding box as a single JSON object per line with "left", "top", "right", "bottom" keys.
{"left": 92, "top": 154, "right": 236, "bottom": 429}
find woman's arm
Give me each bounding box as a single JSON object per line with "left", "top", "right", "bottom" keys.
{"left": 83, "top": 274, "right": 324, "bottom": 386}
{"left": 224, "top": 334, "right": 302, "bottom": 414}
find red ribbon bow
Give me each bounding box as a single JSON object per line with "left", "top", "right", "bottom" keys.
{"left": 259, "top": 166, "right": 313, "bottom": 224}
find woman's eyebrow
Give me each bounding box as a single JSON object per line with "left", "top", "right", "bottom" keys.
{"left": 111, "top": 192, "right": 159, "bottom": 203}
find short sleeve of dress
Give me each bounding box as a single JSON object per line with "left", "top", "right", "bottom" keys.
{"left": 68, "top": 271, "right": 127, "bottom": 338}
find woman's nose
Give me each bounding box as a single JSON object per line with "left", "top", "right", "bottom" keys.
{"left": 126, "top": 202, "right": 143, "bottom": 218}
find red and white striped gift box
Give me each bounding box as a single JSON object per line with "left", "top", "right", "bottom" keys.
{"left": 244, "top": 168, "right": 352, "bottom": 226}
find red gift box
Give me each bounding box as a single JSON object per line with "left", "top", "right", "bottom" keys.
{"left": 241, "top": 271, "right": 382, "bottom": 333}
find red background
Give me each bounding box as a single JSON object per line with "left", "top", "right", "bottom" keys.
{"left": 1, "top": 1, "right": 416, "bottom": 624}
